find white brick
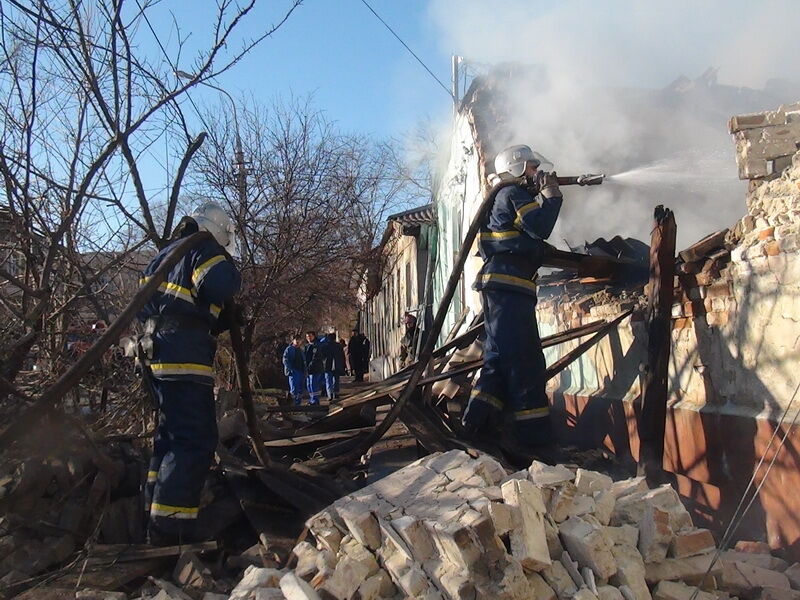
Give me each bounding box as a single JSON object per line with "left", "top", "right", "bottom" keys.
{"left": 605, "top": 525, "right": 639, "bottom": 549}
{"left": 638, "top": 506, "right": 673, "bottom": 564}
{"left": 488, "top": 501, "right": 516, "bottom": 536}
{"left": 527, "top": 572, "right": 558, "bottom": 600}
{"left": 575, "top": 469, "right": 614, "bottom": 495}
{"left": 722, "top": 561, "right": 791, "bottom": 597}
{"left": 610, "top": 544, "right": 652, "bottom": 600}
{"left": 644, "top": 553, "right": 722, "bottom": 586}
{"left": 597, "top": 585, "right": 625, "bottom": 600}
{"left": 653, "top": 580, "right": 716, "bottom": 600}
{"left": 502, "top": 478, "right": 552, "bottom": 571}
{"left": 357, "top": 570, "right": 395, "bottom": 600}
{"left": 529, "top": 461, "right": 575, "bottom": 486}
{"left": 280, "top": 571, "right": 319, "bottom": 600}
{"left": 549, "top": 482, "right": 577, "bottom": 523}
{"left": 335, "top": 502, "right": 381, "bottom": 551}
{"left": 559, "top": 516, "right": 617, "bottom": 580}
{"left": 542, "top": 560, "right": 579, "bottom": 600}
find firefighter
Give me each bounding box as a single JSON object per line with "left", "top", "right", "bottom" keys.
{"left": 139, "top": 201, "right": 241, "bottom": 545}
{"left": 462, "top": 145, "right": 563, "bottom": 447}
{"left": 322, "top": 331, "right": 346, "bottom": 401}
{"left": 304, "top": 331, "right": 324, "bottom": 405}
{"left": 282, "top": 334, "right": 307, "bottom": 405}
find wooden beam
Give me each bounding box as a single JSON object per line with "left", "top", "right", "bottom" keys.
{"left": 637, "top": 206, "right": 677, "bottom": 480}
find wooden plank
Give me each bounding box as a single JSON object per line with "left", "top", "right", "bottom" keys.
{"left": 262, "top": 427, "right": 373, "bottom": 447}
{"left": 678, "top": 228, "right": 727, "bottom": 263}
{"left": 85, "top": 541, "right": 217, "bottom": 565}
{"left": 638, "top": 206, "right": 677, "bottom": 480}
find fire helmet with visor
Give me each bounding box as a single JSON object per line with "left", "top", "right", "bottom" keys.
{"left": 493, "top": 144, "right": 553, "bottom": 180}
{"left": 191, "top": 202, "right": 236, "bottom": 255}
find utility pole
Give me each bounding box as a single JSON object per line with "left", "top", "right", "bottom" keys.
{"left": 175, "top": 71, "right": 247, "bottom": 224}
{"left": 451, "top": 55, "right": 462, "bottom": 116}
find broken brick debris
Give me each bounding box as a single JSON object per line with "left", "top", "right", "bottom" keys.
{"left": 218, "top": 449, "right": 792, "bottom": 600}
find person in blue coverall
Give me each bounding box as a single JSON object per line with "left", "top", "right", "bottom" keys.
{"left": 304, "top": 331, "right": 324, "bottom": 405}
{"left": 139, "top": 202, "right": 241, "bottom": 545}
{"left": 283, "top": 335, "right": 307, "bottom": 405}
{"left": 462, "top": 145, "right": 563, "bottom": 448}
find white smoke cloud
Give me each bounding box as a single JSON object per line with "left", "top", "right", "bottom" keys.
{"left": 428, "top": 0, "right": 800, "bottom": 248}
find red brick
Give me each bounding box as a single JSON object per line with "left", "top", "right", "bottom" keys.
{"left": 671, "top": 529, "right": 716, "bottom": 558}
{"left": 735, "top": 541, "right": 772, "bottom": 555}
{"left": 766, "top": 240, "right": 781, "bottom": 256}
{"left": 673, "top": 318, "right": 693, "bottom": 330}
{"left": 706, "top": 282, "right": 732, "bottom": 299}
{"left": 759, "top": 227, "right": 776, "bottom": 240}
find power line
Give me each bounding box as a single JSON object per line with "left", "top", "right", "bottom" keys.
{"left": 358, "top": 0, "right": 454, "bottom": 101}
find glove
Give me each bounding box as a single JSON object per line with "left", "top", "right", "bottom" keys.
{"left": 537, "top": 171, "right": 562, "bottom": 199}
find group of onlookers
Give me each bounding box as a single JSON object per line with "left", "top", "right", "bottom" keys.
{"left": 282, "top": 329, "right": 371, "bottom": 405}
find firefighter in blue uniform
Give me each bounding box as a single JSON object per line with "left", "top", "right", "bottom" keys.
{"left": 283, "top": 335, "right": 307, "bottom": 405}
{"left": 139, "top": 202, "right": 241, "bottom": 544}
{"left": 462, "top": 145, "right": 563, "bottom": 447}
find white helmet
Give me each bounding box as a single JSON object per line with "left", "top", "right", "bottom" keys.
{"left": 494, "top": 145, "right": 553, "bottom": 179}
{"left": 191, "top": 202, "right": 235, "bottom": 254}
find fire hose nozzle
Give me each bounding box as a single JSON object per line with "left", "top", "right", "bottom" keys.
{"left": 576, "top": 173, "right": 605, "bottom": 186}
{"left": 555, "top": 173, "right": 605, "bottom": 186}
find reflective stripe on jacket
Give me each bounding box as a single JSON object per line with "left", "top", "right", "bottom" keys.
{"left": 474, "top": 183, "right": 562, "bottom": 297}
{"left": 138, "top": 237, "right": 242, "bottom": 384}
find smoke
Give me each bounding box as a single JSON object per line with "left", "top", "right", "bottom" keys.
{"left": 428, "top": 0, "right": 800, "bottom": 249}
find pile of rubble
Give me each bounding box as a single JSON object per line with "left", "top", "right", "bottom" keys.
{"left": 222, "top": 450, "right": 800, "bottom": 600}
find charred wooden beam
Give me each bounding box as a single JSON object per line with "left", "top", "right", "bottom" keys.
{"left": 637, "top": 206, "right": 677, "bottom": 480}
{"left": 543, "top": 247, "right": 648, "bottom": 281}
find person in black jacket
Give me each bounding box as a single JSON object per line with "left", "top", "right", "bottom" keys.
{"left": 347, "top": 330, "right": 370, "bottom": 382}
{"left": 139, "top": 202, "right": 241, "bottom": 544}
{"left": 304, "top": 331, "right": 324, "bottom": 405}
{"left": 322, "top": 331, "right": 346, "bottom": 400}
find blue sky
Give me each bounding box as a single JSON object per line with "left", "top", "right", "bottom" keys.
{"left": 159, "top": 0, "right": 453, "bottom": 140}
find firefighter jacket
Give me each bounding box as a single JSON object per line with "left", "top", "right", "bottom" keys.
{"left": 304, "top": 339, "right": 325, "bottom": 375}
{"left": 138, "top": 236, "right": 241, "bottom": 384}
{"left": 321, "top": 334, "right": 347, "bottom": 374}
{"left": 282, "top": 344, "right": 306, "bottom": 374}
{"left": 473, "top": 182, "right": 562, "bottom": 297}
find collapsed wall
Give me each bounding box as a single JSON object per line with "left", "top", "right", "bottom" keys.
{"left": 540, "top": 103, "right": 800, "bottom": 558}
{"left": 229, "top": 450, "right": 800, "bottom": 600}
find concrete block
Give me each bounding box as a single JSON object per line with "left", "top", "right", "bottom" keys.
{"left": 594, "top": 490, "right": 616, "bottom": 526}
{"left": 549, "top": 482, "right": 578, "bottom": 522}
{"left": 488, "top": 501, "right": 516, "bottom": 536}
{"left": 229, "top": 567, "right": 284, "bottom": 600}
{"left": 502, "top": 478, "right": 552, "bottom": 571}
{"left": 639, "top": 507, "right": 673, "bottom": 564}
{"left": 292, "top": 541, "right": 320, "bottom": 580}
{"left": 574, "top": 586, "right": 600, "bottom": 600}
{"left": 605, "top": 525, "right": 639, "bottom": 549}
{"left": 527, "top": 571, "right": 558, "bottom": 600}
{"left": 610, "top": 544, "right": 652, "bottom": 600}
{"left": 280, "top": 571, "right": 319, "bottom": 600}
{"left": 429, "top": 520, "right": 484, "bottom": 573}
{"left": 559, "top": 516, "right": 617, "bottom": 579}
{"left": 336, "top": 502, "right": 381, "bottom": 551}
{"left": 612, "top": 485, "right": 692, "bottom": 532}
{"left": 722, "top": 550, "right": 789, "bottom": 572}
{"left": 391, "top": 516, "right": 434, "bottom": 561}
{"left": 644, "top": 553, "right": 722, "bottom": 586}
{"left": 575, "top": 469, "right": 614, "bottom": 495}
{"left": 474, "top": 455, "right": 508, "bottom": 485}
{"left": 653, "top": 580, "right": 717, "bottom": 600}
{"left": 545, "top": 515, "right": 566, "bottom": 559}
{"left": 542, "top": 560, "right": 579, "bottom": 600}
{"left": 562, "top": 550, "right": 586, "bottom": 588}
{"left": 761, "top": 588, "right": 800, "bottom": 600}
{"left": 670, "top": 529, "right": 715, "bottom": 558}
{"left": 529, "top": 461, "right": 575, "bottom": 486}
{"left": 597, "top": 585, "right": 625, "bottom": 600}
{"left": 320, "top": 554, "right": 378, "bottom": 600}
{"left": 610, "top": 477, "right": 648, "bottom": 500}
{"left": 722, "top": 561, "right": 791, "bottom": 599}
{"left": 357, "top": 570, "right": 395, "bottom": 600}
{"left": 784, "top": 563, "right": 800, "bottom": 589}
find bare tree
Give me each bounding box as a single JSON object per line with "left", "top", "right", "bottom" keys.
{"left": 190, "top": 97, "right": 412, "bottom": 382}
{"left": 0, "top": 0, "right": 300, "bottom": 397}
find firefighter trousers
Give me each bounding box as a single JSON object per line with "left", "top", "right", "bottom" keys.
{"left": 287, "top": 369, "right": 306, "bottom": 405}
{"left": 465, "top": 289, "right": 552, "bottom": 445}
{"left": 145, "top": 379, "right": 217, "bottom": 540}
